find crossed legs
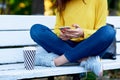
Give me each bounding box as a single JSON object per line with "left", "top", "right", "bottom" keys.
{"left": 30, "top": 24, "right": 116, "bottom": 66}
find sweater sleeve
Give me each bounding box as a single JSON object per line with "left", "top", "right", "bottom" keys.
{"left": 53, "top": 11, "right": 64, "bottom": 36}
{"left": 83, "top": 0, "right": 108, "bottom": 39}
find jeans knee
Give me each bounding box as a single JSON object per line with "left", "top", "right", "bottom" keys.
{"left": 30, "top": 24, "right": 39, "bottom": 39}
{"left": 100, "top": 25, "right": 116, "bottom": 43}
{"left": 30, "top": 24, "right": 47, "bottom": 33}
{"left": 30, "top": 24, "right": 48, "bottom": 40}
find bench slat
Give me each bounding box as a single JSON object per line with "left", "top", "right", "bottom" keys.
{"left": 117, "top": 43, "right": 120, "bottom": 54}
{"left": 0, "top": 55, "right": 120, "bottom": 71}
{"left": 0, "top": 15, "right": 55, "bottom": 30}
{"left": 0, "top": 29, "right": 119, "bottom": 47}
{"left": 0, "top": 42, "right": 120, "bottom": 64}
{"left": 0, "top": 15, "right": 119, "bottom": 30}
{"left": 116, "top": 29, "right": 120, "bottom": 41}
{"left": 0, "top": 66, "right": 86, "bottom": 79}
{"left": 0, "top": 55, "right": 120, "bottom": 79}
{"left": 0, "top": 63, "right": 24, "bottom": 71}
{"left": 0, "top": 48, "right": 24, "bottom": 64}
{"left": 107, "top": 16, "right": 120, "bottom": 28}
{"left": 102, "top": 55, "right": 120, "bottom": 70}
{"left": 0, "top": 31, "right": 36, "bottom": 47}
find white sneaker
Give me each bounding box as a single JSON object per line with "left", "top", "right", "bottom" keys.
{"left": 80, "top": 56, "right": 103, "bottom": 77}
{"left": 35, "top": 46, "right": 59, "bottom": 67}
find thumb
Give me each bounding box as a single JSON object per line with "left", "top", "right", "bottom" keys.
{"left": 72, "top": 24, "right": 80, "bottom": 28}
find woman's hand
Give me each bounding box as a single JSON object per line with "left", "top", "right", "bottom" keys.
{"left": 64, "top": 24, "right": 84, "bottom": 38}
{"left": 59, "top": 32, "right": 71, "bottom": 40}
{"left": 59, "top": 24, "right": 84, "bottom": 40}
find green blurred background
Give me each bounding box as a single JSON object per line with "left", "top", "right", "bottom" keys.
{"left": 0, "top": 0, "right": 120, "bottom": 16}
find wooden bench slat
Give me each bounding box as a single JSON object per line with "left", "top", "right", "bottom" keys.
{"left": 107, "top": 16, "right": 120, "bottom": 28}
{"left": 0, "top": 64, "right": 86, "bottom": 79}
{"left": 0, "top": 29, "right": 119, "bottom": 47}
{"left": 0, "top": 55, "right": 120, "bottom": 71}
{"left": 0, "top": 31, "right": 36, "bottom": 47}
{"left": 0, "top": 66, "right": 86, "bottom": 79}
{"left": 0, "top": 63, "right": 24, "bottom": 71}
{"left": 102, "top": 55, "right": 120, "bottom": 70}
{"left": 0, "top": 15, "right": 120, "bottom": 30}
{"left": 0, "top": 55, "right": 120, "bottom": 79}
{"left": 116, "top": 29, "right": 120, "bottom": 41}
{"left": 0, "top": 42, "right": 119, "bottom": 64}
{"left": 0, "top": 15, "right": 55, "bottom": 30}
{"left": 117, "top": 43, "right": 120, "bottom": 54}
{"left": 0, "top": 48, "right": 24, "bottom": 64}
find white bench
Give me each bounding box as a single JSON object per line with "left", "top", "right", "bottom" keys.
{"left": 0, "top": 15, "right": 120, "bottom": 80}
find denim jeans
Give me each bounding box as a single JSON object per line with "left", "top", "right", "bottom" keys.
{"left": 30, "top": 24, "right": 116, "bottom": 62}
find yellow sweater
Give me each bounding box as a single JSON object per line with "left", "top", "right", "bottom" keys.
{"left": 54, "top": 0, "right": 108, "bottom": 42}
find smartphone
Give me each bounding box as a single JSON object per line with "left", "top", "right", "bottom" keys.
{"left": 59, "top": 27, "right": 70, "bottom": 30}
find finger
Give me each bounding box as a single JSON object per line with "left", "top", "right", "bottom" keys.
{"left": 65, "top": 33, "right": 76, "bottom": 38}
{"left": 66, "top": 32, "right": 81, "bottom": 38}
{"left": 65, "top": 29, "right": 78, "bottom": 33}
{"left": 72, "top": 24, "right": 80, "bottom": 28}
{"left": 61, "top": 36, "right": 70, "bottom": 40}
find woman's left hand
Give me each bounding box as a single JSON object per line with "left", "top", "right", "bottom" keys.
{"left": 64, "top": 24, "right": 84, "bottom": 38}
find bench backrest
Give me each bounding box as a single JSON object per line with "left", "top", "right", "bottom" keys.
{"left": 0, "top": 15, "right": 55, "bottom": 47}
{"left": 0, "top": 15, "right": 120, "bottom": 64}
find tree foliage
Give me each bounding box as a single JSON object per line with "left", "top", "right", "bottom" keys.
{"left": 8, "top": 0, "right": 32, "bottom": 15}
{"left": 0, "top": 0, "right": 120, "bottom": 15}
{"left": 108, "top": 0, "right": 120, "bottom": 15}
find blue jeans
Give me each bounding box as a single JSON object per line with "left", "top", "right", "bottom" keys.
{"left": 30, "top": 24, "right": 116, "bottom": 62}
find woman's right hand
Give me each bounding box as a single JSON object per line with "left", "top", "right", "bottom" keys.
{"left": 59, "top": 32, "right": 70, "bottom": 41}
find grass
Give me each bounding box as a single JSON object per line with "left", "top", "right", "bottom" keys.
{"left": 31, "top": 70, "right": 120, "bottom": 80}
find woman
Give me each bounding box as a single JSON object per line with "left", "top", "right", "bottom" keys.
{"left": 30, "top": 0, "right": 116, "bottom": 77}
